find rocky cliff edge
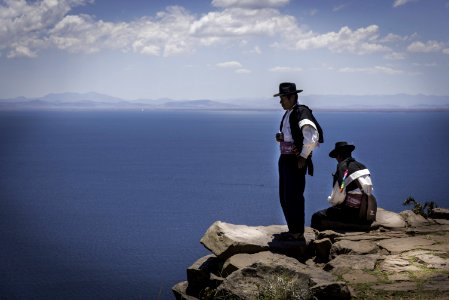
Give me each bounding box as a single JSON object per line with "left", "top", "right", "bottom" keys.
{"left": 173, "top": 207, "right": 449, "bottom": 299}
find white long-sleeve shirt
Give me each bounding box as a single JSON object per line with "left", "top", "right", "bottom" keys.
{"left": 328, "top": 172, "right": 373, "bottom": 206}
{"left": 281, "top": 109, "right": 319, "bottom": 158}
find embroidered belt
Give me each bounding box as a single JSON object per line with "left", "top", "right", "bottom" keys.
{"left": 345, "top": 193, "right": 363, "bottom": 208}
{"left": 280, "top": 142, "right": 295, "bottom": 154}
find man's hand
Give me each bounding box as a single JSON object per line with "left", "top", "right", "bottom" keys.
{"left": 275, "top": 132, "right": 284, "bottom": 142}
{"left": 297, "top": 156, "right": 307, "bottom": 169}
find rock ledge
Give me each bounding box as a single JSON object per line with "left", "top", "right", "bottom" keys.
{"left": 174, "top": 208, "right": 449, "bottom": 299}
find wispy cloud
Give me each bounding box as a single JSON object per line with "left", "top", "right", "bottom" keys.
{"left": 216, "top": 61, "right": 243, "bottom": 68}
{"left": 309, "top": 9, "right": 318, "bottom": 16}
{"left": 288, "top": 25, "right": 391, "bottom": 55}
{"left": 384, "top": 52, "right": 407, "bottom": 60}
{"left": 393, "top": 0, "right": 417, "bottom": 8}
{"left": 332, "top": 4, "right": 347, "bottom": 12}
{"left": 269, "top": 66, "right": 303, "bottom": 72}
{"left": 235, "top": 68, "right": 251, "bottom": 74}
{"left": 407, "top": 40, "right": 445, "bottom": 53}
{"left": 338, "top": 66, "right": 404, "bottom": 75}
{"left": 211, "top": 0, "right": 289, "bottom": 8}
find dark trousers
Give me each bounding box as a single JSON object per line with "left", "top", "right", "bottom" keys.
{"left": 310, "top": 205, "right": 361, "bottom": 231}
{"left": 278, "top": 154, "right": 307, "bottom": 234}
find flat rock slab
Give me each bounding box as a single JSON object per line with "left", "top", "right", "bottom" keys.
{"left": 342, "top": 269, "right": 378, "bottom": 284}
{"left": 222, "top": 251, "right": 284, "bottom": 277}
{"left": 406, "top": 224, "right": 449, "bottom": 234}
{"left": 324, "top": 254, "right": 379, "bottom": 276}
{"left": 413, "top": 252, "right": 449, "bottom": 270}
{"left": 200, "top": 221, "right": 315, "bottom": 260}
{"left": 422, "top": 274, "right": 449, "bottom": 291}
{"left": 331, "top": 239, "right": 378, "bottom": 256}
{"left": 377, "top": 236, "right": 435, "bottom": 254}
{"left": 430, "top": 207, "right": 449, "bottom": 220}
{"left": 379, "top": 255, "right": 422, "bottom": 273}
{"left": 371, "top": 282, "right": 418, "bottom": 292}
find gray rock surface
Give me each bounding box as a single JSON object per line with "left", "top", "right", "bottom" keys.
{"left": 186, "top": 254, "right": 221, "bottom": 296}
{"left": 200, "top": 221, "right": 316, "bottom": 260}
{"left": 400, "top": 210, "right": 431, "bottom": 227}
{"left": 324, "top": 254, "right": 380, "bottom": 275}
{"left": 217, "top": 260, "right": 350, "bottom": 300}
{"left": 172, "top": 281, "right": 198, "bottom": 300}
{"left": 375, "top": 208, "right": 407, "bottom": 229}
{"left": 430, "top": 207, "right": 449, "bottom": 219}
{"left": 221, "top": 251, "right": 283, "bottom": 277}
{"left": 330, "top": 239, "right": 378, "bottom": 257}
{"left": 376, "top": 236, "right": 435, "bottom": 254}
{"left": 174, "top": 207, "right": 449, "bottom": 299}
{"left": 313, "top": 238, "right": 332, "bottom": 262}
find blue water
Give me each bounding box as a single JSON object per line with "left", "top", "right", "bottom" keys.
{"left": 0, "top": 110, "right": 448, "bottom": 299}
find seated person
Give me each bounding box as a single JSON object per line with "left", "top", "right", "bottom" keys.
{"left": 311, "top": 141, "right": 375, "bottom": 231}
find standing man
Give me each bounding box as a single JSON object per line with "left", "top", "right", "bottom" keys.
{"left": 274, "top": 82, "right": 323, "bottom": 240}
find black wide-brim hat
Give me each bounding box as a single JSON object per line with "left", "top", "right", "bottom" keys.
{"left": 273, "top": 82, "right": 303, "bottom": 97}
{"left": 329, "top": 141, "right": 356, "bottom": 158}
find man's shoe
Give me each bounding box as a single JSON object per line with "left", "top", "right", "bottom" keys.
{"left": 277, "top": 232, "right": 304, "bottom": 241}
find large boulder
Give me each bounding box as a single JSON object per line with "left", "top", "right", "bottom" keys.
{"left": 375, "top": 208, "right": 406, "bottom": 229}
{"left": 400, "top": 210, "right": 431, "bottom": 227}
{"left": 200, "top": 221, "right": 315, "bottom": 260}
{"left": 172, "top": 281, "right": 198, "bottom": 300}
{"left": 216, "top": 256, "right": 350, "bottom": 300}
{"left": 185, "top": 254, "right": 221, "bottom": 297}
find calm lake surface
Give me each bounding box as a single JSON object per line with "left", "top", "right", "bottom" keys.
{"left": 1, "top": 110, "right": 448, "bottom": 299}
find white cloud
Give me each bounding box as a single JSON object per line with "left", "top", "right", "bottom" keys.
{"left": 216, "top": 61, "right": 243, "bottom": 68}
{"left": 6, "top": 44, "right": 38, "bottom": 58}
{"left": 51, "top": 6, "right": 196, "bottom": 57}
{"left": 235, "top": 68, "right": 251, "bottom": 74}
{"left": 309, "top": 9, "right": 318, "bottom": 16}
{"left": 0, "top": 1, "right": 409, "bottom": 59}
{"left": 338, "top": 66, "right": 403, "bottom": 75}
{"left": 407, "top": 40, "right": 444, "bottom": 53}
{"left": 381, "top": 33, "right": 405, "bottom": 43}
{"left": 250, "top": 46, "right": 262, "bottom": 54}
{"left": 211, "top": 0, "right": 289, "bottom": 9}
{"left": 269, "top": 66, "right": 303, "bottom": 72}
{"left": 333, "top": 4, "right": 347, "bottom": 12}
{"left": 290, "top": 25, "right": 391, "bottom": 55}
{"left": 190, "top": 8, "right": 298, "bottom": 42}
{"left": 412, "top": 62, "right": 437, "bottom": 67}
{"left": 0, "top": 0, "right": 92, "bottom": 57}
{"left": 384, "top": 51, "right": 407, "bottom": 60}
{"left": 393, "top": 0, "right": 417, "bottom": 7}
{"left": 443, "top": 48, "right": 449, "bottom": 55}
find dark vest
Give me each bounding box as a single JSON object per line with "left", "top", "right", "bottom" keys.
{"left": 280, "top": 104, "right": 324, "bottom": 176}
{"left": 333, "top": 157, "right": 367, "bottom": 192}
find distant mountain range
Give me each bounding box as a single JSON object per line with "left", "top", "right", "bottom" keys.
{"left": 0, "top": 92, "right": 448, "bottom": 111}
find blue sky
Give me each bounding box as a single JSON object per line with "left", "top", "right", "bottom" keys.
{"left": 1, "top": 0, "right": 449, "bottom": 100}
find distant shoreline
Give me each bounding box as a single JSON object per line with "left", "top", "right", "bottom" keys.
{"left": 1, "top": 107, "right": 449, "bottom": 112}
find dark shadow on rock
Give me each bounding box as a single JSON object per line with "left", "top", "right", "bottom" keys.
{"left": 269, "top": 234, "right": 312, "bottom": 262}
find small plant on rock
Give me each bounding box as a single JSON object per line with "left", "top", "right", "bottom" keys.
{"left": 403, "top": 196, "right": 437, "bottom": 218}
{"left": 257, "top": 274, "right": 310, "bottom": 300}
